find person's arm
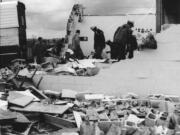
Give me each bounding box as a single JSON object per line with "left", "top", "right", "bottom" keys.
{"left": 102, "top": 33, "right": 106, "bottom": 48}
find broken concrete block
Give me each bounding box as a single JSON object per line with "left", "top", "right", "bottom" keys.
{"left": 145, "top": 112, "right": 157, "bottom": 127}
{"left": 131, "top": 108, "right": 140, "bottom": 114}
{"left": 154, "top": 126, "right": 168, "bottom": 135}
{"left": 98, "top": 112, "right": 109, "bottom": 121}
{"left": 80, "top": 120, "right": 94, "bottom": 135}
{"left": 125, "top": 114, "right": 145, "bottom": 128}
{"left": 106, "top": 123, "right": 121, "bottom": 135}
{"left": 109, "top": 111, "right": 119, "bottom": 121}
{"left": 86, "top": 109, "right": 99, "bottom": 121}
{"left": 62, "top": 89, "right": 78, "bottom": 99}
{"left": 84, "top": 94, "right": 104, "bottom": 101}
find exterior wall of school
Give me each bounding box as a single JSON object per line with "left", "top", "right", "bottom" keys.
{"left": 76, "top": 15, "right": 156, "bottom": 56}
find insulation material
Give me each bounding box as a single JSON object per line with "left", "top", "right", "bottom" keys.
{"left": 0, "top": 28, "right": 19, "bottom": 46}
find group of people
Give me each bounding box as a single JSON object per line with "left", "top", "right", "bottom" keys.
{"left": 33, "top": 20, "right": 157, "bottom": 64}
{"left": 106, "top": 21, "right": 137, "bottom": 61}
{"left": 70, "top": 21, "right": 137, "bottom": 61}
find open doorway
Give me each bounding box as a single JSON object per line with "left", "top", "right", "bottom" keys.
{"left": 156, "top": 0, "right": 180, "bottom": 32}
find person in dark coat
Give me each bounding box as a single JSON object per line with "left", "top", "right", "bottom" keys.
{"left": 91, "top": 26, "right": 105, "bottom": 59}
{"left": 33, "top": 37, "right": 46, "bottom": 64}
{"left": 71, "top": 30, "right": 84, "bottom": 59}
{"left": 126, "top": 31, "right": 138, "bottom": 59}
{"left": 113, "top": 21, "right": 134, "bottom": 61}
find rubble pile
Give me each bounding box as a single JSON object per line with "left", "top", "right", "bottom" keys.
{"left": 0, "top": 59, "right": 180, "bottom": 135}
{"left": 0, "top": 74, "right": 180, "bottom": 135}
{"left": 13, "top": 58, "right": 102, "bottom": 77}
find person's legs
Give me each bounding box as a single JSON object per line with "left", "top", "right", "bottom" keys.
{"left": 120, "top": 44, "right": 126, "bottom": 60}
{"left": 75, "top": 45, "right": 84, "bottom": 59}
{"left": 94, "top": 47, "right": 102, "bottom": 59}
{"left": 110, "top": 46, "right": 117, "bottom": 59}
{"left": 36, "top": 55, "right": 43, "bottom": 64}
{"left": 128, "top": 48, "right": 134, "bottom": 59}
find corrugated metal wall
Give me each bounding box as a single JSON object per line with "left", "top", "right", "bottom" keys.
{"left": 0, "top": 2, "right": 19, "bottom": 28}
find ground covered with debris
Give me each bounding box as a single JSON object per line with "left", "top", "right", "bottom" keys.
{"left": 31, "top": 25, "right": 180, "bottom": 96}
{"left": 1, "top": 25, "right": 180, "bottom": 135}
{"left": 0, "top": 82, "right": 179, "bottom": 135}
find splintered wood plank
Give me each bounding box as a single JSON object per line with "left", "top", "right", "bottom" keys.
{"left": 10, "top": 102, "right": 70, "bottom": 115}
{"left": 15, "top": 113, "right": 30, "bottom": 123}
{"left": 43, "top": 114, "right": 76, "bottom": 128}
{"left": 0, "top": 109, "right": 17, "bottom": 121}
{"left": 73, "top": 111, "right": 82, "bottom": 128}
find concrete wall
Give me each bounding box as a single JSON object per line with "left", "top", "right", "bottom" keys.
{"left": 76, "top": 15, "right": 156, "bottom": 56}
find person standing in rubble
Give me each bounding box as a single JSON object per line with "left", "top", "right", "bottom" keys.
{"left": 71, "top": 30, "right": 84, "bottom": 59}
{"left": 91, "top": 26, "right": 106, "bottom": 59}
{"left": 33, "top": 37, "right": 46, "bottom": 64}
{"left": 113, "top": 21, "right": 134, "bottom": 61}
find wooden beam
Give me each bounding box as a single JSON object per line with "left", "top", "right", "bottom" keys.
{"left": 10, "top": 102, "right": 70, "bottom": 115}
{"left": 43, "top": 114, "right": 76, "bottom": 129}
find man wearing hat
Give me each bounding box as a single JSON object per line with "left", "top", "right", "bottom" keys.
{"left": 113, "top": 20, "right": 134, "bottom": 61}
{"left": 90, "top": 26, "right": 105, "bottom": 59}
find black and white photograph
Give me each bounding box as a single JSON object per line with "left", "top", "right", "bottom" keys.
{"left": 0, "top": 0, "right": 180, "bottom": 134}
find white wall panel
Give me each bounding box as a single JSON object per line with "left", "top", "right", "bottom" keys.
{"left": 0, "top": 28, "right": 19, "bottom": 46}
